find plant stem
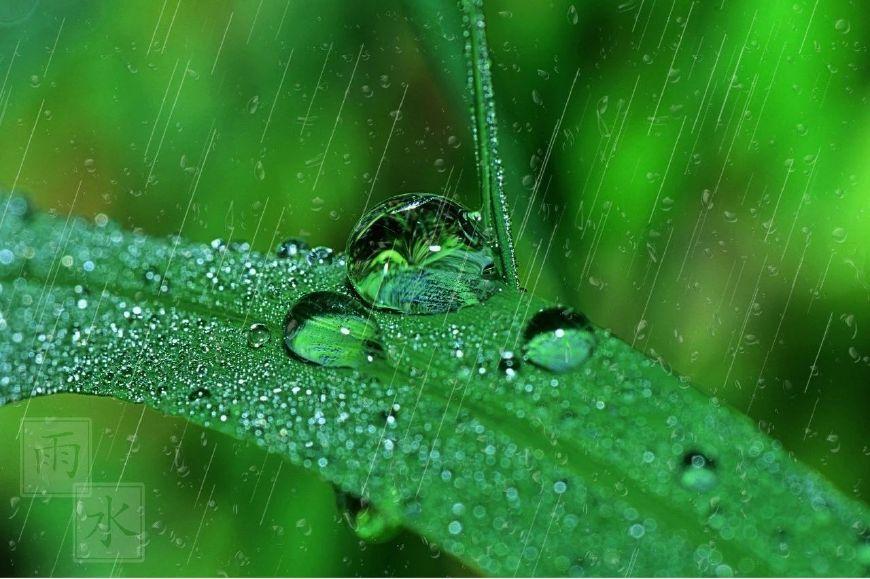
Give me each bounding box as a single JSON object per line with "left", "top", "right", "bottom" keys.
{"left": 460, "top": 0, "right": 519, "bottom": 288}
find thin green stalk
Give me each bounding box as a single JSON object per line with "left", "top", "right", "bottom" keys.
{"left": 460, "top": 0, "right": 519, "bottom": 288}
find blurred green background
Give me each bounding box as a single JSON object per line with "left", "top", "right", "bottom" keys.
{"left": 0, "top": 0, "right": 867, "bottom": 575}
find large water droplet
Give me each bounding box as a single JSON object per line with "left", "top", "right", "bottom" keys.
{"left": 283, "top": 292, "right": 384, "bottom": 368}
{"left": 346, "top": 193, "right": 498, "bottom": 314}
{"left": 522, "top": 307, "right": 595, "bottom": 372}
{"left": 680, "top": 451, "right": 718, "bottom": 492}
{"left": 337, "top": 492, "right": 402, "bottom": 543}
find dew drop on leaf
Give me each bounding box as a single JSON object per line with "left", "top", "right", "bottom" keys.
{"left": 188, "top": 387, "right": 211, "bottom": 402}
{"left": 567, "top": 4, "right": 579, "bottom": 25}
{"left": 247, "top": 95, "right": 260, "bottom": 113}
{"left": 143, "top": 267, "right": 170, "bottom": 294}
{"left": 346, "top": 193, "right": 498, "bottom": 314}
{"left": 306, "top": 246, "right": 334, "bottom": 265}
{"left": 276, "top": 238, "right": 308, "bottom": 258}
{"left": 283, "top": 291, "right": 384, "bottom": 368}
{"left": 498, "top": 350, "right": 520, "bottom": 379}
{"left": 522, "top": 307, "right": 595, "bottom": 373}
{"left": 680, "top": 451, "right": 718, "bottom": 492}
{"left": 337, "top": 492, "right": 402, "bottom": 543}
{"left": 0, "top": 0, "right": 39, "bottom": 26}
{"left": 834, "top": 18, "right": 851, "bottom": 34}
{"left": 246, "top": 322, "right": 271, "bottom": 349}
{"left": 7, "top": 196, "right": 32, "bottom": 220}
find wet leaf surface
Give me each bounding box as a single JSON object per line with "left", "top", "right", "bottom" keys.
{"left": 0, "top": 197, "right": 867, "bottom": 576}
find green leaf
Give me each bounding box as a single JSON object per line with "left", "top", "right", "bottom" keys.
{"left": 1, "top": 196, "right": 867, "bottom": 576}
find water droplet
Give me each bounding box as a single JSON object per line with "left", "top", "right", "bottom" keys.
{"left": 0, "top": 0, "right": 39, "bottom": 26}
{"left": 831, "top": 227, "right": 847, "bottom": 244}
{"left": 254, "top": 159, "right": 266, "bottom": 181}
{"left": 680, "top": 451, "right": 718, "bottom": 492}
{"left": 337, "top": 492, "right": 401, "bottom": 543}
{"left": 247, "top": 323, "right": 271, "bottom": 349}
{"left": 834, "top": 19, "right": 851, "bottom": 34}
{"left": 306, "top": 246, "right": 334, "bottom": 265}
{"left": 143, "top": 267, "right": 171, "bottom": 294}
{"left": 7, "top": 196, "right": 32, "bottom": 220}
{"left": 629, "top": 523, "right": 645, "bottom": 539}
{"left": 188, "top": 387, "right": 211, "bottom": 402}
{"left": 498, "top": 350, "right": 520, "bottom": 379}
{"left": 346, "top": 193, "right": 498, "bottom": 314}
{"left": 522, "top": 307, "right": 595, "bottom": 373}
{"left": 277, "top": 238, "right": 308, "bottom": 258}
{"left": 567, "top": 4, "right": 579, "bottom": 25}
{"left": 283, "top": 292, "right": 384, "bottom": 368}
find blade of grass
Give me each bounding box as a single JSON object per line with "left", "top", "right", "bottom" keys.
{"left": 460, "top": 0, "right": 519, "bottom": 288}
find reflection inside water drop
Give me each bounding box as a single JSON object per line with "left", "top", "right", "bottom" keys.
{"left": 283, "top": 292, "right": 384, "bottom": 369}
{"left": 346, "top": 193, "right": 498, "bottom": 314}
{"left": 522, "top": 307, "right": 596, "bottom": 373}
